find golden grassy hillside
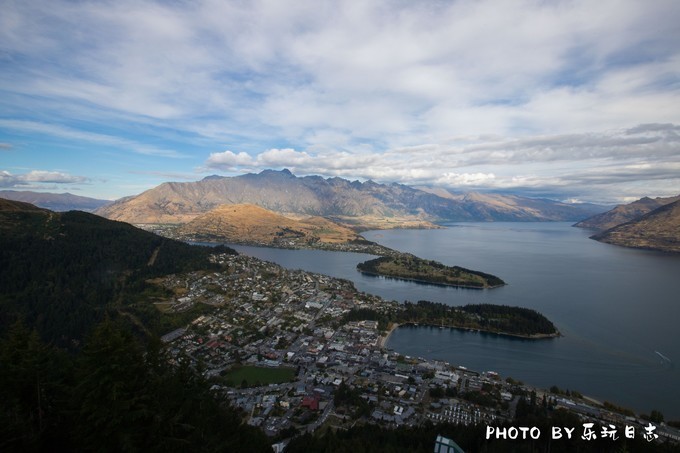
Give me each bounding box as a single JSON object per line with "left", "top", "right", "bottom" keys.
{"left": 177, "top": 204, "right": 362, "bottom": 245}
{"left": 593, "top": 200, "right": 680, "bottom": 253}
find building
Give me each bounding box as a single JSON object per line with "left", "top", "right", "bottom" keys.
{"left": 434, "top": 435, "right": 465, "bottom": 453}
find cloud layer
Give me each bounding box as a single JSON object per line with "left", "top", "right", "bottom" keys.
{"left": 0, "top": 170, "right": 90, "bottom": 188}
{"left": 1, "top": 0, "right": 679, "bottom": 201}
{"left": 207, "top": 123, "right": 680, "bottom": 202}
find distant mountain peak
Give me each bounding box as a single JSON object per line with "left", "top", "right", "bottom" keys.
{"left": 258, "top": 168, "right": 295, "bottom": 177}
{"left": 202, "top": 174, "right": 225, "bottom": 181}
{"left": 0, "top": 190, "right": 110, "bottom": 212}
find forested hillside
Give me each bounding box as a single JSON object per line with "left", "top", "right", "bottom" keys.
{"left": 0, "top": 319, "right": 270, "bottom": 452}
{"left": 0, "top": 201, "right": 270, "bottom": 451}
{"left": 0, "top": 199, "right": 234, "bottom": 345}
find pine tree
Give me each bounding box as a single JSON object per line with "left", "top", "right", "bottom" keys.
{"left": 0, "top": 321, "right": 74, "bottom": 451}
{"left": 74, "top": 319, "right": 153, "bottom": 452}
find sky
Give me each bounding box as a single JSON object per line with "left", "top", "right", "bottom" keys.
{"left": 1, "top": 0, "right": 679, "bottom": 203}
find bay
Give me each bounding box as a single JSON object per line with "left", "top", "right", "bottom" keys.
{"left": 225, "top": 222, "right": 680, "bottom": 419}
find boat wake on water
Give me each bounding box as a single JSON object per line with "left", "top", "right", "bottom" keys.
{"left": 655, "top": 351, "right": 673, "bottom": 368}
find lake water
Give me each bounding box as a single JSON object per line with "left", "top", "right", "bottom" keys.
{"left": 225, "top": 222, "right": 680, "bottom": 419}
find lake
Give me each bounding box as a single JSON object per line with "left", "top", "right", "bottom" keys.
{"left": 225, "top": 222, "right": 680, "bottom": 419}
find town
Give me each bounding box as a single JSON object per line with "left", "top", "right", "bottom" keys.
{"left": 155, "top": 252, "right": 680, "bottom": 448}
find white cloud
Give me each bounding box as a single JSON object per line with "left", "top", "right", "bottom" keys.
{"left": 206, "top": 147, "right": 379, "bottom": 174}
{"left": 2, "top": 0, "right": 680, "bottom": 202}
{"left": 23, "top": 170, "right": 88, "bottom": 184}
{"left": 2, "top": 0, "right": 680, "bottom": 145}
{"left": 436, "top": 173, "right": 496, "bottom": 186}
{"left": 0, "top": 170, "right": 90, "bottom": 188}
{"left": 205, "top": 123, "right": 680, "bottom": 202}
{"left": 206, "top": 150, "right": 255, "bottom": 169}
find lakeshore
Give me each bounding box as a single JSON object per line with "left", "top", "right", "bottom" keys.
{"left": 358, "top": 269, "right": 504, "bottom": 289}
{"left": 378, "top": 316, "right": 560, "bottom": 353}
{"left": 365, "top": 222, "right": 680, "bottom": 419}
{"left": 388, "top": 322, "right": 562, "bottom": 341}
{"left": 219, "top": 223, "right": 680, "bottom": 419}
{"left": 379, "top": 322, "right": 400, "bottom": 348}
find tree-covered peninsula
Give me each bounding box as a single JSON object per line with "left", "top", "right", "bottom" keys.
{"left": 357, "top": 254, "right": 505, "bottom": 289}
{"left": 345, "top": 301, "right": 560, "bottom": 338}
{"left": 402, "top": 301, "right": 559, "bottom": 338}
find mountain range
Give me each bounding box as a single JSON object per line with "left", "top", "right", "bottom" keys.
{"left": 574, "top": 195, "right": 680, "bottom": 231}
{"left": 0, "top": 190, "right": 110, "bottom": 212}
{"left": 575, "top": 195, "right": 680, "bottom": 253}
{"left": 95, "top": 169, "right": 605, "bottom": 228}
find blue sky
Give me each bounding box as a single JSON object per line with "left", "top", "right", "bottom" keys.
{"left": 1, "top": 0, "right": 679, "bottom": 203}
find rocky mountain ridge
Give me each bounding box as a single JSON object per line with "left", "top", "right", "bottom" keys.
{"left": 574, "top": 195, "right": 680, "bottom": 231}
{"left": 96, "top": 169, "right": 605, "bottom": 227}
{"left": 591, "top": 200, "right": 680, "bottom": 253}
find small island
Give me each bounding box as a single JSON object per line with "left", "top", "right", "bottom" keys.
{"left": 357, "top": 254, "right": 505, "bottom": 289}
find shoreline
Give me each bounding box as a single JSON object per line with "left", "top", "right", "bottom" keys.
{"left": 358, "top": 270, "right": 504, "bottom": 290}
{"left": 183, "top": 237, "right": 398, "bottom": 256}
{"left": 383, "top": 322, "right": 560, "bottom": 344}
{"left": 379, "top": 322, "right": 400, "bottom": 348}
